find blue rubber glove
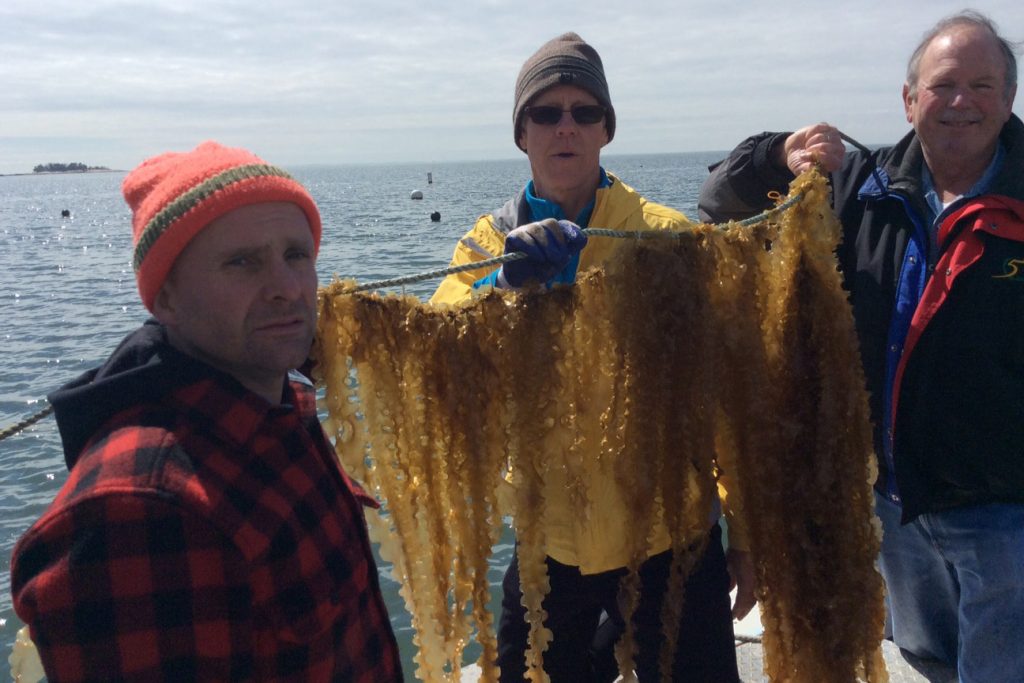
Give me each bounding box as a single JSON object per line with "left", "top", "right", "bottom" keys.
{"left": 498, "top": 218, "right": 588, "bottom": 288}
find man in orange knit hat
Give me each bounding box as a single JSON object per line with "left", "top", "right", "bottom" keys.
{"left": 10, "top": 142, "right": 403, "bottom": 682}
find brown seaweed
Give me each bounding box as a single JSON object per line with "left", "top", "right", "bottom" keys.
{"left": 313, "top": 170, "right": 887, "bottom": 683}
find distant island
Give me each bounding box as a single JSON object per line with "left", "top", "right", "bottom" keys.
{"left": 33, "top": 162, "right": 112, "bottom": 173}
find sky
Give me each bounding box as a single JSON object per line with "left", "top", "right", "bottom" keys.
{"left": 2, "top": 0, "right": 1023, "bottom": 174}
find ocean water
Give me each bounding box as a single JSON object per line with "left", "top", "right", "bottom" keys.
{"left": 0, "top": 151, "right": 721, "bottom": 680}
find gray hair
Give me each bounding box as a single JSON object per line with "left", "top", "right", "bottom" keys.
{"left": 906, "top": 9, "right": 1019, "bottom": 101}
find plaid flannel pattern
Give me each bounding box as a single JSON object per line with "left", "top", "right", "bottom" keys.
{"left": 11, "top": 373, "right": 402, "bottom": 682}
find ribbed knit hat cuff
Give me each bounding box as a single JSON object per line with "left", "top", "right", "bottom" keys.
{"left": 514, "top": 54, "right": 608, "bottom": 104}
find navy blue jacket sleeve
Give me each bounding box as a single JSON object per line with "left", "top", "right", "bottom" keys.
{"left": 698, "top": 132, "right": 795, "bottom": 223}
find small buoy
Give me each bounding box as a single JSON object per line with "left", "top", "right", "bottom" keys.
{"left": 61, "top": 209, "right": 71, "bottom": 218}
{"left": 411, "top": 190, "right": 424, "bottom": 200}
{"left": 427, "top": 172, "right": 433, "bottom": 184}
{"left": 430, "top": 211, "right": 441, "bottom": 222}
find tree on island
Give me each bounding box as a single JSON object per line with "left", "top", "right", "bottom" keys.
{"left": 32, "top": 162, "right": 110, "bottom": 173}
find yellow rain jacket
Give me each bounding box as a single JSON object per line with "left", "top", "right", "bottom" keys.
{"left": 430, "top": 174, "right": 746, "bottom": 573}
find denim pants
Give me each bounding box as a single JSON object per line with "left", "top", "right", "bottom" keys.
{"left": 875, "top": 491, "right": 1024, "bottom": 683}
{"left": 495, "top": 524, "right": 739, "bottom": 683}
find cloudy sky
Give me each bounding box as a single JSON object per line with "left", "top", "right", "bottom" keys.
{"left": 2, "top": 0, "right": 1022, "bottom": 174}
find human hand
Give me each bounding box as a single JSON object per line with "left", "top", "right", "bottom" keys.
{"left": 499, "top": 218, "right": 588, "bottom": 288}
{"left": 726, "top": 547, "right": 757, "bottom": 621}
{"left": 781, "top": 123, "right": 846, "bottom": 175}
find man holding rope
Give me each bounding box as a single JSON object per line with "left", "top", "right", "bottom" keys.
{"left": 699, "top": 11, "right": 1024, "bottom": 683}
{"left": 432, "top": 32, "right": 753, "bottom": 683}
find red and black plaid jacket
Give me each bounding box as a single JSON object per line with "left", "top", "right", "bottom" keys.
{"left": 11, "top": 323, "right": 403, "bottom": 682}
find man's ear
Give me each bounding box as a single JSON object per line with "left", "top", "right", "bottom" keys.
{"left": 152, "top": 282, "right": 177, "bottom": 325}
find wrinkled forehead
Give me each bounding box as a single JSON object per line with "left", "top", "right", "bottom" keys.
{"left": 181, "top": 202, "right": 314, "bottom": 262}
{"left": 923, "top": 25, "right": 1007, "bottom": 75}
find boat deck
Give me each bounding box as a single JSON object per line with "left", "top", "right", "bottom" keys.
{"left": 730, "top": 597, "right": 957, "bottom": 682}
{"left": 462, "top": 601, "right": 959, "bottom": 682}
{"left": 462, "top": 638, "right": 956, "bottom": 682}
{"left": 735, "top": 638, "right": 956, "bottom": 682}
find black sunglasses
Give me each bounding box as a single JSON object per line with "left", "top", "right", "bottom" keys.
{"left": 524, "top": 104, "right": 606, "bottom": 126}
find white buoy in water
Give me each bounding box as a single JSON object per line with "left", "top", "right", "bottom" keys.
{"left": 411, "top": 190, "right": 424, "bottom": 200}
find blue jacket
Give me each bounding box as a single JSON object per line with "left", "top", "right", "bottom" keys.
{"left": 698, "top": 115, "right": 1024, "bottom": 521}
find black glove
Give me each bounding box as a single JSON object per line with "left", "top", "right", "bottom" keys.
{"left": 499, "top": 218, "right": 588, "bottom": 288}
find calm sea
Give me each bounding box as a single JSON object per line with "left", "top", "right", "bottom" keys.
{"left": 0, "top": 151, "right": 721, "bottom": 680}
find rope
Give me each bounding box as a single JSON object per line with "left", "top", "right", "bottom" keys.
{"left": 346, "top": 253, "right": 527, "bottom": 293}
{"left": 346, "top": 194, "right": 803, "bottom": 294}
{"left": 1, "top": 144, "right": 853, "bottom": 441}
{"left": 838, "top": 131, "right": 888, "bottom": 193}
{"left": 0, "top": 402, "right": 54, "bottom": 442}
{"left": 838, "top": 131, "right": 872, "bottom": 155}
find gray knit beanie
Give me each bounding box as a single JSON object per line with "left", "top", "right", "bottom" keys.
{"left": 513, "top": 32, "right": 615, "bottom": 151}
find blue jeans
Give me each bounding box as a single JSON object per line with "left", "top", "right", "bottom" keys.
{"left": 875, "top": 491, "right": 1024, "bottom": 683}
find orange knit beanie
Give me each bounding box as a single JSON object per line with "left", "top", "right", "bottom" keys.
{"left": 123, "top": 141, "right": 322, "bottom": 311}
